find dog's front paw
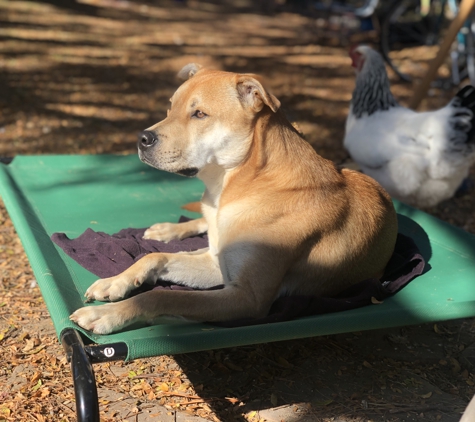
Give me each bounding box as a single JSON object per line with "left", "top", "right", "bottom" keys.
{"left": 70, "top": 303, "right": 126, "bottom": 334}
{"left": 144, "top": 222, "right": 183, "bottom": 242}
{"left": 85, "top": 274, "right": 136, "bottom": 302}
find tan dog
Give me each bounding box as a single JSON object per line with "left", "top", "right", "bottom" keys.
{"left": 70, "top": 65, "right": 398, "bottom": 334}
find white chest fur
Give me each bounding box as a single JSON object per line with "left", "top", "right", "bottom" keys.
{"left": 198, "top": 164, "right": 226, "bottom": 261}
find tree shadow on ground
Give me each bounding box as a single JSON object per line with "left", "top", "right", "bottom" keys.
{"left": 0, "top": 0, "right": 385, "bottom": 158}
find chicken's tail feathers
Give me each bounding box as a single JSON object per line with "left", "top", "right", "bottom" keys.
{"left": 453, "top": 85, "right": 475, "bottom": 146}
{"left": 456, "top": 85, "right": 475, "bottom": 111}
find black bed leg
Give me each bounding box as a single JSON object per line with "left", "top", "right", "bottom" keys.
{"left": 61, "top": 328, "right": 100, "bottom": 422}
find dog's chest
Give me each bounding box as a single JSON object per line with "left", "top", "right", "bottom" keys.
{"left": 199, "top": 165, "right": 250, "bottom": 262}
{"left": 201, "top": 201, "right": 219, "bottom": 260}
{"left": 199, "top": 166, "right": 226, "bottom": 261}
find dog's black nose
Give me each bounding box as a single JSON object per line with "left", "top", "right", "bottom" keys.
{"left": 138, "top": 131, "right": 158, "bottom": 150}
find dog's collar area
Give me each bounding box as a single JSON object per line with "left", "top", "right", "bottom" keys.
{"left": 177, "top": 168, "right": 199, "bottom": 177}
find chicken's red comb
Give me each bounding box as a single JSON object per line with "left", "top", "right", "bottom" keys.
{"left": 349, "top": 44, "right": 359, "bottom": 55}
{"left": 349, "top": 45, "right": 363, "bottom": 69}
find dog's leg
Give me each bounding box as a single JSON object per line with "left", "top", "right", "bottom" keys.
{"left": 70, "top": 240, "right": 291, "bottom": 334}
{"left": 81, "top": 250, "right": 222, "bottom": 303}
{"left": 144, "top": 217, "right": 208, "bottom": 242}
{"left": 71, "top": 284, "right": 262, "bottom": 334}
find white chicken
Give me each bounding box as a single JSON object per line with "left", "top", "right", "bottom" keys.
{"left": 344, "top": 45, "right": 475, "bottom": 208}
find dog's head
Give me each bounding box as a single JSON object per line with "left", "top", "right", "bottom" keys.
{"left": 138, "top": 64, "right": 280, "bottom": 177}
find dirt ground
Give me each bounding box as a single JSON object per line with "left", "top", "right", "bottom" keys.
{"left": 1, "top": 1, "right": 475, "bottom": 421}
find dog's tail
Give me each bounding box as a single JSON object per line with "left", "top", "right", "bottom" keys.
{"left": 181, "top": 201, "right": 202, "bottom": 213}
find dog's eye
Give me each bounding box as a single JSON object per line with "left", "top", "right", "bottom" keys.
{"left": 192, "top": 110, "right": 207, "bottom": 119}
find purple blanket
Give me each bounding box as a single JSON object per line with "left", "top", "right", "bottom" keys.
{"left": 52, "top": 218, "right": 425, "bottom": 327}
{"left": 52, "top": 217, "right": 207, "bottom": 279}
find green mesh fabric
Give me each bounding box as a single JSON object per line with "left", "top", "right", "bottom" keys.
{"left": 1, "top": 155, "right": 475, "bottom": 361}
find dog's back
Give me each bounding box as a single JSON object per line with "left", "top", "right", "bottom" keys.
{"left": 219, "top": 108, "right": 398, "bottom": 298}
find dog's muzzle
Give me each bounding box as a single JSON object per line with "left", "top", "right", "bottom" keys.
{"left": 137, "top": 129, "right": 199, "bottom": 177}
{"left": 138, "top": 130, "right": 158, "bottom": 151}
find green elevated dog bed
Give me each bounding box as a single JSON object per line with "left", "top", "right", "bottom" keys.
{"left": 1, "top": 154, "right": 475, "bottom": 421}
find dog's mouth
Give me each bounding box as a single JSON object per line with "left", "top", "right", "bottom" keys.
{"left": 176, "top": 168, "right": 199, "bottom": 177}
{"left": 138, "top": 152, "right": 154, "bottom": 167}
{"left": 138, "top": 150, "right": 198, "bottom": 177}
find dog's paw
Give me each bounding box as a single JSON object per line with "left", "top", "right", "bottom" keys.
{"left": 85, "top": 275, "right": 136, "bottom": 302}
{"left": 70, "top": 303, "right": 125, "bottom": 334}
{"left": 144, "top": 222, "right": 183, "bottom": 242}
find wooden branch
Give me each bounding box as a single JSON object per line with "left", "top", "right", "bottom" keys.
{"left": 409, "top": 0, "right": 475, "bottom": 109}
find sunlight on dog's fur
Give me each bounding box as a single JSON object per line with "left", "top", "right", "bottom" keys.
{"left": 70, "top": 65, "right": 398, "bottom": 334}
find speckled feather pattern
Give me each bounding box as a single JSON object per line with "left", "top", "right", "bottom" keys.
{"left": 350, "top": 48, "right": 399, "bottom": 118}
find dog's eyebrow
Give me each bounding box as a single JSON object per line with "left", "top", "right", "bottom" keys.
{"left": 190, "top": 99, "right": 198, "bottom": 108}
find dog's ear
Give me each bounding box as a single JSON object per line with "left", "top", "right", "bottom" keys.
{"left": 237, "top": 75, "right": 280, "bottom": 113}
{"left": 177, "top": 63, "right": 202, "bottom": 81}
